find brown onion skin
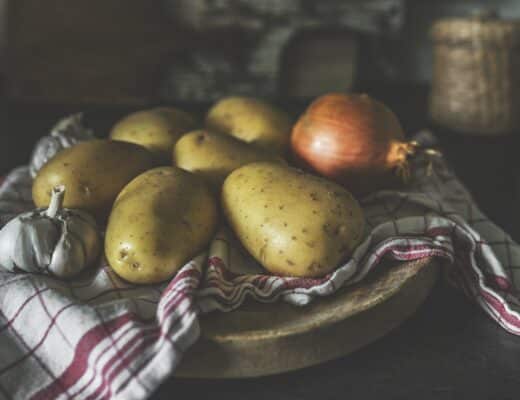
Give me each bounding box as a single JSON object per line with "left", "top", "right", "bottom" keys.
{"left": 291, "top": 93, "right": 407, "bottom": 195}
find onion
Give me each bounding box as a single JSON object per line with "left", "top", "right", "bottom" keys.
{"left": 291, "top": 93, "right": 418, "bottom": 194}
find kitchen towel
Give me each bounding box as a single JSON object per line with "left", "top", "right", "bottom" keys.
{"left": 0, "top": 131, "right": 519, "bottom": 400}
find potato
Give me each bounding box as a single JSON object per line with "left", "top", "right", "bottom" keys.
{"left": 205, "top": 96, "right": 292, "bottom": 154}
{"left": 173, "top": 129, "right": 285, "bottom": 188}
{"left": 110, "top": 107, "right": 198, "bottom": 162}
{"left": 105, "top": 167, "right": 218, "bottom": 284}
{"left": 32, "top": 139, "right": 156, "bottom": 220}
{"left": 222, "top": 162, "right": 365, "bottom": 277}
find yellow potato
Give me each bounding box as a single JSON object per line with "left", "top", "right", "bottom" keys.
{"left": 173, "top": 129, "right": 285, "bottom": 188}
{"left": 110, "top": 107, "right": 198, "bottom": 162}
{"left": 205, "top": 96, "right": 292, "bottom": 154}
{"left": 32, "top": 139, "right": 156, "bottom": 221}
{"left": 222, "top": 162, "right": 365, "bottom": 277}
{"left": 105, "top": 167, "right": 218, "bottom": 284}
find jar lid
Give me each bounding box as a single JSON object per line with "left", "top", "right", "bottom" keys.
{"left": 431, "top": 11, "right": 520, "bottom": 45}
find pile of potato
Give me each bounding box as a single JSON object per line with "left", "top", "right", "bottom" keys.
{"left": 31, "top": 97, "right": 365, "bottom": 284}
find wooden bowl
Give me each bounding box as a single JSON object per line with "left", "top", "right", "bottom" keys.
{"left": 177, "top": 257, "right": 439, "bottom": 378}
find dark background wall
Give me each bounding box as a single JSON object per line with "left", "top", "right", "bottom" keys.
{"left": 2, "top": 0, "right": 520, "bottom": 105}
{"left": 0, "top": 0, "right": 6, "bottom": 74}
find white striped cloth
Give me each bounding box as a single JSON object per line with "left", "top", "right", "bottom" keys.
{"left": 0, "top": 131, "right": 519, "bottom": 399}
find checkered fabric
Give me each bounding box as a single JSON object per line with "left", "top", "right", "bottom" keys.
{"left": 1, "top": 131, "right": 520, "bottom": 400}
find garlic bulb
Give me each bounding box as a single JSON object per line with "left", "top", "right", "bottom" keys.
{"left": 29, "top": 113, "right": 95, "bottom": 178}
{"left": 0, "top": 186, "right": 101, "bottom": 278}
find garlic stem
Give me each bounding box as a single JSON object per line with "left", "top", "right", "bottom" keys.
{"left": 46, "top": 185, "right": 65, "bottom": 218}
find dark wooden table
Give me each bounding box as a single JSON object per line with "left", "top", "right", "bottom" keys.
{"left": 4, "top": 85, "right": 520, "bottom": 399}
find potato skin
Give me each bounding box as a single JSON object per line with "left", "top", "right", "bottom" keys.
{"left": 173, "top": 129, "right": 285, "bottom": 188}
{"left": 110, "top": 107, "right": 198, "bottom": 162}
{"left": 32, "top": 139, "right": 156, "bottom": 221}
{"left": 222, "top": 162, "right": 365, "bottom": 277}
{"left": 105, "top": 167, "right": 218, "bottom": 284}
{"left": 205, "top": 97, "right": 292, "bottom": 154}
